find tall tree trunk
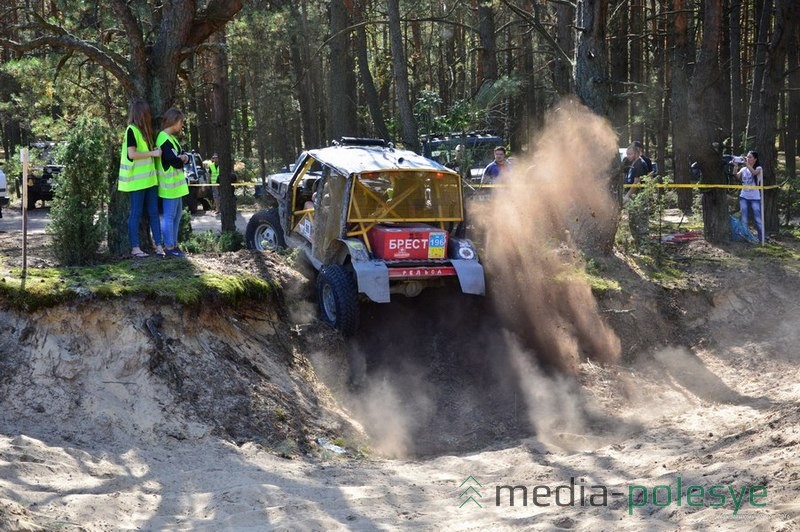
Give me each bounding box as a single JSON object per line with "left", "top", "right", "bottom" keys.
{"left": 670, "top": 0, "right": 693, "bottom": 212}
{"left": 630, "top": 0, "right": 645, "bottom": 142}
{"left": 786, "top": 30, "right": 800, "bottom": 224}
{"left": 387, "top": 0, "right": 419, "bottom": 151}
{"left": 729, "top": 0, "right": 745, "bottom": 154}
{"left": 689, "top": 0, "right": 728, "bottom": 243}
{"left": 477, "top": 2, "right": 498, "bottom": 85}
{"left": 209, "top": 31, "right": 236, "bottom": 233}
{"left": 288, "top": 3, "right": 319, "bottom": 148}
{"left": 239, "top": 75, "right": 251, "bottom": 158}
{"left": 328, "top": 0, "right": 357, "bottom": 140}
{"left": 753, "top": 0, "right": 799, "bottom": 233}
{"left": 745, "top": 0, "right": 773, "bottom": 146}
{"left": 552, "top": 0, "right": 575, "bottom": 96}
{"left": 574, "top": 0, "right": 611, "bottom": 116}
{"left": 354, "top": 0, "right": 389, "bottom": 141}
{"left": 608, "top": 0, "right": 627, "bottom": 135}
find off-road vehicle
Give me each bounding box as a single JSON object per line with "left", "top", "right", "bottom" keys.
{"left": 26, "top": 141, "right": 63, "bottom": 209}
{"left": 246, "top": 137, "right": 485, "bottom": 335}
{"left": 183, "top": 151, "right": 213, "bottom": 214}
{"left": 420, "top": 130, "right": 504, "bottom": 183}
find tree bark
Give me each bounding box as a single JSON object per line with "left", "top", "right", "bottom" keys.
{"left": 209, "top": 31, "right": 236, "bottom": 233}
{"left": 689, "top": 0, "right": 728, "bottom": 243}
{"left": 729, "top": 0, "right": 745, "bottom": 154}
{"left": 753, "top": 0, "right": 800, "bottom": 233}
{"left": 670, "top": 0, "right": 694, "bottom": 213}
{"left": 328, "top": 0, "right": 358, "bottom": 141}
{"left": 574, "top": 0, "right": 611, "bottom": 116}
{"left": 288, "top": 3, "right": 320, "bottom": 149}
{"left": 354, "top": 0, "right": 389, "bottom": 141}
{"left": 387, "top": 0, "right": 419, "bottom": 151}
{"left": 477, "top": 2, "right": 498, "bottom": 85}
{"left": 745, "top": 0, "right": 773, "bottom": 146}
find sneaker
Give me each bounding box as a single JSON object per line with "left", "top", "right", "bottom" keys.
{"left": 165, "top": 248, "right": 185, "bottom": 258}
{"left": 154, "top": 246, "right": 166, "bottom": 257}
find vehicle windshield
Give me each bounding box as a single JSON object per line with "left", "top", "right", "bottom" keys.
{"left": 348, "top": 170, "right": 462, "bottom": 222}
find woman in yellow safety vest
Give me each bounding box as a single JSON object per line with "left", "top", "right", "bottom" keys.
{"left": 118, "top": 99, "right": 164, "bottom": 258}
{"left": 156, "top": 108, "right": 190, "bottom": 258}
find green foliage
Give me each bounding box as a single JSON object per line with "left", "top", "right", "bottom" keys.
{"left": 47, "top": 116, "right": 111, "bottom": 265}
{"left": 182, "top": 230, "right": 244, "bottom": 254}
{"left": 0, "top": 258, "right": 279, "bottom": 311}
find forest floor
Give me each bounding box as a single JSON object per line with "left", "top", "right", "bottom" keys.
{"left": 0, "top": 201, "right": 799, "bottom": 531}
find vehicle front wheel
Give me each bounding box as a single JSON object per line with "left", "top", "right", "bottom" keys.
{"left": 246, "top": 207, "right": 286, "bottom": 250}
{"left": 317, "top": 264, "right": 359, "bottom": 336}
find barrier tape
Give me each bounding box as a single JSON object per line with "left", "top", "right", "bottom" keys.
{"left": 188, "top": 182, "right": 262, "bottom": 187}
{"left": 475, "top": 183, "right": 781, "bottom": 190}
{"left": 191, "top": 182, "right": 782, "bottom": 191}
{"left": 622, "top": 183, "right": 781, "bottom": 190}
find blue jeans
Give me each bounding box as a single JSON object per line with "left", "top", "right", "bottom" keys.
{"left": 162, "top": 197, "right": 184, "bottom": 248}
{"left": 128, "top": 186, "right": 162, "bottom": 248}
{"left": 739, "top": 197, "right": 763, "bottom": 241}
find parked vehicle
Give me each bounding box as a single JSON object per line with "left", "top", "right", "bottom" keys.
{"left": 246, "top": 137, "right": 485, "bottom": 335}
{"left": 183, "top": 151, "right": 213, "bottom": 214}
{"left": 25, "top": 141, "right": 63, "bottom": 210}
{"left": 420, "top": 130, "right": 504, "bottom": 183}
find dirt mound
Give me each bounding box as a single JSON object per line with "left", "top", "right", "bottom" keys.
{"left": 0, "top": 293, "right": 359, "bottom": 454}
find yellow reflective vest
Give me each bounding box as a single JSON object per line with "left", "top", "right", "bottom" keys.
{"left": 209, "top": 162, "right": 220, "bottom": 184}
{"left": 118, "top": 125, "right": 157, "bottom": 192}
{"left": 155, "top": 131, "right": 189, "bottom": 199}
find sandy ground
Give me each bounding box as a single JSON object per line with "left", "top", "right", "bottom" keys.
{"left": 1, "top": 261, "right": 799, "bottom": 531}
{"left": 1, "top": 124, "right": 799, "bottom": 532}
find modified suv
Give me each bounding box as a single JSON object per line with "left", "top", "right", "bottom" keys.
{"left": 183, "top": 151, "right": 213, "bottom": 214}
{"left": 246, "top": 138, "right": 485, "bottom": 335}
{"left": 26, "top": 141, "right": 63, "bottom": 209}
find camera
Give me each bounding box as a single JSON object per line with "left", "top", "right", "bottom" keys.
{"left": 732, "top": 156, "right": 746, "bottom": 164}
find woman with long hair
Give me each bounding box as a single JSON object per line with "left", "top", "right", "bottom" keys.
{"left": 118, "top": 99, "right": 164, "bottom": 257}
{"left": 155, "top": 108, "right": 190, "bottom": 257}
{"left": 735, "top": 150, "right": 764, "bottom": 242}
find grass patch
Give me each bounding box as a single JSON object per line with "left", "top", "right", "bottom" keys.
{"left": 0, "top": 256, "right": 279, "bottom": 311}
{"left": 182, "top": 230, "right": 244, "bottom": 253}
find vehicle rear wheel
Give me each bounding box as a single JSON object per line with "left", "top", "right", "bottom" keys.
{"left": 185, "top": 188, "right": 199, "bottom": 214}
{"left": 317, "top": 264, "right": 359, "bottom": 336}
{"left": 245, "top": 207, "right": 286, "bottom": 250}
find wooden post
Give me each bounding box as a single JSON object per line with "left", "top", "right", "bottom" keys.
{"left": 20, "top": 147, "right": 28, "bottom": 277}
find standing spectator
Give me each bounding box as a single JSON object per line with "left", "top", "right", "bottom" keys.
{"left": 622, "top": 141, "right": 651, "bottom": 204}
{"left": 734, "top": 150, "right": 764, "bottom": 242}
{"left": 209, "top": 153, "right": 220, "bottom": 206}
{"left": 156, "top": 108, "right": 190, "bottom": 258}
{"left": 118, "top": 99, "right": 163, "bottom": 258}
{"left": 0, "top": 161, "right": 7, "bottom": 218}
{"left": 480, "top": 146, "right": 511, "bottom": 185}
{"left": 623, "top": 141, "right": 653, "bottom": 248}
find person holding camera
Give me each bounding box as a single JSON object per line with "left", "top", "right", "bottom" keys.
{"left": 156, "top": 108, "right": 190, "bottom": 258}
{"left": 733, "top": 150, "right": 764, "bottom": 242}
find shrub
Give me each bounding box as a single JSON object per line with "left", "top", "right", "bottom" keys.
{"left": 47, "top": 116, "right": 111, "bottom": 265}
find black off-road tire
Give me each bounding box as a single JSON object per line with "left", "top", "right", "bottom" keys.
{"left": 317, "top": 264, "right": 359, "bottom": 336}
{"left": 246, "top": 207, "right": 286, "bottom": 250}
{"left": 185, "top": 188, "right": 199, "bottom": 215}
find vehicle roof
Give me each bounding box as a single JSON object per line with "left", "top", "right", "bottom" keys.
{"left": 307, "top": 144, "right": 456, "bottom": 176}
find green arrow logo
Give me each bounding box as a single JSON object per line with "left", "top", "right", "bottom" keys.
{"left": 458, "top": 475, "right": 483, "bottom": 508}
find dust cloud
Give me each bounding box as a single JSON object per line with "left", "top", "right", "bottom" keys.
{"left": 314, "top": 101, "right": 627, "bottom": 457}
{"left": 476, "top": 98, "right": 622, "bottom": 373}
